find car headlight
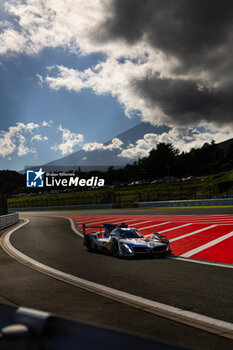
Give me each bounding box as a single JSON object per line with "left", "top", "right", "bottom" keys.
{"left": 120, "top": 243, "right": 132, "bottom": 253}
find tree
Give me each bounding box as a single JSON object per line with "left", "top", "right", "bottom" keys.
{"left": 143, "top": 143, "right": 179, "bottom": 178}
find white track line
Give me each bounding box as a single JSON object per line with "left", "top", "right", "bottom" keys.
{"left": 129, "top": 220, "right": 153, "bottom": 226}
{"left": 170, "top": 225, "right": 217, "bottom": 242}
{"left": 77, "top": 217, "right": 140, "bottom": 226}
{"left": 139, "top": 216, "right": 233, "bottom": 225}
{"left": 144, "top": 223, "right": 192, "bottom": 238}
{"left": 140, "top": 222, "right": 170, "bottom": 231}
{"left": 169, "top": 256, "right": 233, "bottom": 269}
{"left": 74, "top": 216, "right": 125, "bottom": 225}
{"left": 73, "top": 215, "right": 122, "bottom": 222}
{"left": 78, "top": 218, "right": 145, "bottom": 234}
{"left": 1, "top": 218, "right": 233, "bottom": 341}
{"left": 159, "top": 223, "right": 192, "bottom": 234}
{"left": 67, "top": 218, "right": 84, "bottom": 238}
{"left": 181, "top": 231, "right": 233, "bottom": 258}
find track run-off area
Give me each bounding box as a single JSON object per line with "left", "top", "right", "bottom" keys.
{"left": 63, "top": 214, "right": 233, "bottom": 265}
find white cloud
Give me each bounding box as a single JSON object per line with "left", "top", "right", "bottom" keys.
{"left": 0, "top": 131, "right": 16, "bottom": 158}
{"left": 155, "top": 127, "right": 233, "bottom": 153}
{"left": 17, "top": 134, "right": 31, "bottom": 156}
{"left": 31, "top": 134, "right": 48, "bottom": 142}
{"left": 119, "top": 134, "right": 158, "bottom": 159}
{"left": 41, "top": 53, "right": 171, "bottom": 123}
{"left": 42, "top": 120, "right": 53, "bottom": 127}
{"left": 0, "top": 0, "right": 110, "bottom": 56}
{"left": 1, "top": 0, "right": 231, "bottom": 142}
{"left": 83, "top": 138, "right": 123, "bottom": 152}
{"left": 0, "top": 121, "right": 83, "bottom": 159}
{"left": 0, "top": 122, "right": 39, "bottom": 158}
{"left": 0, "top": 0, "right": 180, "bottom": 126}
{"left": 8, "top": 122, "right": 39, "bottom": 134}
{"left": 118, "top": 128, "right": 233, "bottom": 160}
{"left": 23, "top": 122, "right": 40, "bottom": 133}
{"left": 51, "top": 125, "right": 84, "bottom": 155}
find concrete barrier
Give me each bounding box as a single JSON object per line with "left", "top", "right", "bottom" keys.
{"left": 138, "top": 198, "right": 233, "bottom": 208}
{"left": 0, "top": 212, "right": 19, "bottom": 230}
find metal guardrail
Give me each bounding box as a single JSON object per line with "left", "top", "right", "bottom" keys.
{"left": 0, "top": 212, "right": 19, "bottom": 230}
{"left": 0, "top": 303, "right": 186, "bottom": 350}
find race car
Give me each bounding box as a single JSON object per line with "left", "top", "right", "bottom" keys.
{"left": 83, "top": 222, "right": 171, "bottom": 258}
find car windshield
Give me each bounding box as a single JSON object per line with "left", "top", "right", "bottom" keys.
{"left": 118, "top": 228, "right": 144, "bottom": 238}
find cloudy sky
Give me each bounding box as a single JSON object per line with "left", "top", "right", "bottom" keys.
{"left": 1, "top": 0, "right": 233, "bottom": 170}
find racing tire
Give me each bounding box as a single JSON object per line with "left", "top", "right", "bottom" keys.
{"left": 112, "top": 240, "right": 120, "bottom": 258}
{"left": 85, "top": 235, "right": 93, "bottom": 252}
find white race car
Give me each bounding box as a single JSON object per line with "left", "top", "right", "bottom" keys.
{"left": 83, "top": 222, "right": 171, "bottom": 258}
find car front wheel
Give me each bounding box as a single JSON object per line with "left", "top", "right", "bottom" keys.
{"left": 112, "top": 240, "right": 120, "bottom": 257}
{"left": 85, "top": 235, "right": 93, "bottom": 252}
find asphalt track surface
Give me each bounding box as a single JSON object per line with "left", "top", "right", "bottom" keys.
{"left": 1, "top": 208, "right": 233, "bottom": 350}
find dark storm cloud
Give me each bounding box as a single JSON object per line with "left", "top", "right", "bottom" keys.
{"left": 135, "top": 76, "right": 233, "bottom": 126}
{"left": 97, "top": 0, "right": 233, "bottom": 126}
{"left": 103, "top": 0, "right": 233, "bottom": 72}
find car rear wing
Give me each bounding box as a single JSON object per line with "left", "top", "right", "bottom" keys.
{"left": 82, "top": 223, "right": 118, "bottom": 237}
{"left": 82, "top": 224, "right": 104, "bottom": 236}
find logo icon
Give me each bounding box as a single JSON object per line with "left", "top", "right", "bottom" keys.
{"left": 26, "top": 168, "right": 45, "bottom": 188}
